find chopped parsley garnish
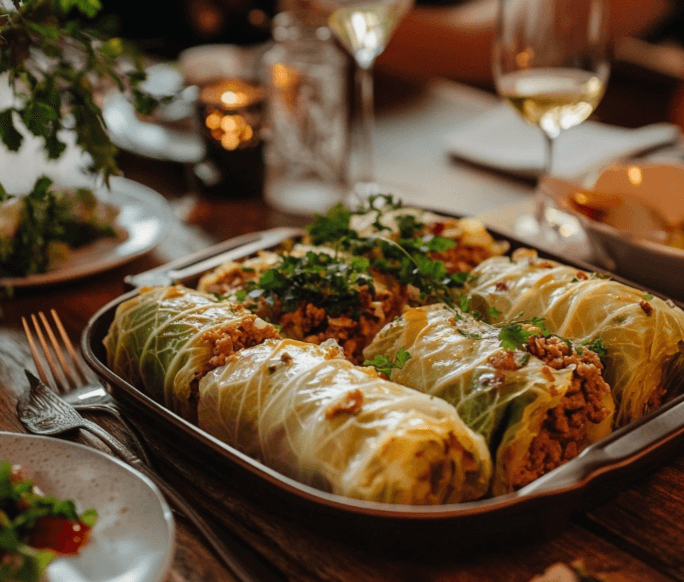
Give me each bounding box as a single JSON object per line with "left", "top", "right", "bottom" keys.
{"left": 457, "top": 328, "right": 482, "bottom": 339}
{"left": 301, "top": 197, "right": 475, "bottom": 310}
{"left": 581, "top": 338, "right": 607, "bottom": 364}
{"left": 363, "top": 348, "right": 411, "bottom": 377}
{"left": 497, "top": 316, "right": 550, "bottom": 351}
{"left": 305, "top": 203, "right": 354, "bottom": 246}
{"left": 241, "top": 251, "right": 375, "bottom": 318}
{"left": 488, "top": 306, "right": 502, "bottom": 319}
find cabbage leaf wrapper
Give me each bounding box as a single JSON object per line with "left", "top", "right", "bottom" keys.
{"left": 466, "top": 249, "right": 684, "bottom": 426}
{"left": 103, "top": 285, "right": 279, "bottom": 419}
{"left": 198, "top": 338, "right": 493, "bottom": 504}
{"left": 362, "top": 304, "right": 614, "bottom": 495}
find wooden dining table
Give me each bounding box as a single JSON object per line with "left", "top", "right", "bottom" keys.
{"left": 3, "top": 62, "right": 684, "bottom": 582}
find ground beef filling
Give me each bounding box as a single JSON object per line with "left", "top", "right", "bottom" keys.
{"left": 185, "top": 316, "right": 281, "bottom": 422}
{"left": 429, "top": 246, "right": 498, "bottom": 275}
{"left": 512, "top": 334, "right": 612, "bottom": 490}
{"left": 203, "top": 316, "right": 280, "bottom": 368}
{"left": 253, "top": 283, "right": 409, "bottom": 365}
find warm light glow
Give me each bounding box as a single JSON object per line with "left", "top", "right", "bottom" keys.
{"left": 272, "top": 63, "right": 298, "bottom": 90}
{"left": 221, "top": 90, "right": 249, "bottom": 107}
{"left": 628, "top": 166, "right": 643, "bottom": 186}
{"left": 221, "top": 132, "right": 240, "bottom": 150}
{"left": 205, "top": 112, "right": 222, "bottom": 130}
{"left": 515, "top": 48, "right": 534, "bottom": 68}
{"left": 574, "top": 192, "right": 590, "bottom": 206}
{"left": 220, "top": 115, "right": 240, "bottom": 132}
{"left": 240, "top": 125, "right": 254, "bottom": 141}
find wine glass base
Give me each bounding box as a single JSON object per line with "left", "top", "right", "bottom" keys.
{"left": 514, "top": 207, "right": 591, "bottom": 260}
{"left": 263, "top": 179, "right": 346, "bottom": 217}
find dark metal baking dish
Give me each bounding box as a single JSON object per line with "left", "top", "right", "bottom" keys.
{"left": 81, "top": 222, "right": 684, "bottom": 554}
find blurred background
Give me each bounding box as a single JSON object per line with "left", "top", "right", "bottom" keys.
{"left": 88, "top": 0, "right": 684, "bottom": 232}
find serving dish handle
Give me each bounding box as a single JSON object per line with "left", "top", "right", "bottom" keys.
{"left": 124, "top": 226, "right": 304, "bottom": 289}
{"left": 522, "top": 391, "right": 684, "bottom": 495}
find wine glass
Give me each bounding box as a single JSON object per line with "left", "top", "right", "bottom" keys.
{"left": 318, "top": 0, "right": 414, "bottom": 203}
{"left": 493, "top": 0, "right": 611, "bottom": 246}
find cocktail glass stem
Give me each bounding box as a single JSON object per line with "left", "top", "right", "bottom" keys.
{"left": 348, "top": 61, "right": 378, "bottom": 203}
{"left": 357, "top": 63, "right": 375, "bottom": 185}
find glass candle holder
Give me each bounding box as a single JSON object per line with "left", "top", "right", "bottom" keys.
{"left": 195, "top": 78, "right": 266, "bottom": 198}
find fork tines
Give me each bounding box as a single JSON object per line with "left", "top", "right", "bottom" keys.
{"left": 22, "top": 310, "right": 90, "bottom": 395}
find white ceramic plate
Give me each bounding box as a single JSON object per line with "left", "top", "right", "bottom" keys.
{"left": 0, "top": 176, "right": 174, "bottom": 288}
{"left": 0, "top": 431, "right": 175, "bottom": 582}
{"left": 102, "top": 63, "right": 205, "bottom": 164}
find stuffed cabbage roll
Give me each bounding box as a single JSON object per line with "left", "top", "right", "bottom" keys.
{"left": 363, "top": 304, "right": 614, "bottom": 495}
{"left": 466, "top": 249, "right": 684, "bottom": 426}
{"left": 198, "top": 338, "right": 493, "bottom": 504}
{"left": 198, "top": 246, "right": 408, "bottom": 364}
{"left": 103, "top": 285, "right": 279, "bottom": 419}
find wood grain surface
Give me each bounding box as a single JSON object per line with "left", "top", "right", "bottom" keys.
{"left": 2, "top": 73, "right": 684, "bottom": 582}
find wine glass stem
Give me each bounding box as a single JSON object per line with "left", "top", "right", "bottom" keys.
{"left": 536, "top": 132, "right": 555, "bottom": 226}
{"left": 353, "top": 63, "right": 376, "bottom": 188}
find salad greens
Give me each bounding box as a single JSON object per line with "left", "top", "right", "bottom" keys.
{"left": 0, "top": 177, "right": 118, "bottom": 277}
{"left": 0, "top": 459, "right": 98, "bottom": 582}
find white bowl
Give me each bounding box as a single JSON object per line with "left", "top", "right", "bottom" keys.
{"left": 546, "top": 162, "right": 684, "bottom": 300}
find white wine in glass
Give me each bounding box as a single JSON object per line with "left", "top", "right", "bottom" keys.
{"left": 317, "top": 0, "right": 414, "bottom": 202}
{"left": 493, "top": 0, "right": 610, "bottom": 246}
{"left": 328, "top": 0, "right": 412, "bottom": 68}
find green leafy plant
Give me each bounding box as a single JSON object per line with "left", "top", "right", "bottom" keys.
{"left": 0, "top": 0, "right": 169, "bottom": 277}
{"left": 0, "top": 0, "right": 163, "bottom": 187}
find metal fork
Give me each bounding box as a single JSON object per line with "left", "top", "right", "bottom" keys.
{"left": 22, "top": 310, "right": 151, "bottom": 464}
{"left": 17, "top": 370, "right": 282, "bottom": 582}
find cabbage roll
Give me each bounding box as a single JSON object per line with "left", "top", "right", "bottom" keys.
{"left": 198, "top": 338, "right": 493, "bottom": 504}
{"left": 103, "top": 285, "right": 279, "bottom": 419}
{"left": 363, "top": 304, "right": 614, "bottom": 495}
{"left": 198, "top": 246, "right": 407, "bottom": 364}
{"left": 305, "top": 196, "right": 510, "bottom": 274}
{"left": 466, "top": 249, "right": 684, "bottom": 426}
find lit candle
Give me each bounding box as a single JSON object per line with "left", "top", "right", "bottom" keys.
{"left": 195, "top": 78, "right": 266, "bottom": 197}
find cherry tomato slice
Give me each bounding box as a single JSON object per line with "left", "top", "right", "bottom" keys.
{"left": 28, "top": 516, "right": 91, "bottom": 554}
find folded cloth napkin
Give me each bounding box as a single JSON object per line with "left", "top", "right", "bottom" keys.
{"left": 444, "top": 104, "right": 682, "bottom": 180}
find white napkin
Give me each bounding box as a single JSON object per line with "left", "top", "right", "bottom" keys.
{"left": 444, "top": 104, "right": 682, "bottom": 180}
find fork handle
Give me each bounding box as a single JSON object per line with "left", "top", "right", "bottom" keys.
{"left": 79, "top": 419, "right": 284, "bottom": 582}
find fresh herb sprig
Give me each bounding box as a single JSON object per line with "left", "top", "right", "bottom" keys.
{"left": 363, "top": 348, "right": 411, "bottom": 377}
{"left": 496, "top": 316, "right": 551, "bottom": 351}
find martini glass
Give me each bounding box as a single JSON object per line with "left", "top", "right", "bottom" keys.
{"left": 493, "top": 0, "right": 611, "bottom": 247}
{"left": 321, "top": 0, "right": 414, "bottom": 204}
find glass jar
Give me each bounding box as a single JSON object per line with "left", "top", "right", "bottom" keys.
{"left": 261, "top": 6, "right": 349, "bottom": 216}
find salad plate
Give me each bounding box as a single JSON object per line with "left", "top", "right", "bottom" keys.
{"left": 1, "top": 431, "right": 175, "bottom": 582}
{"left": 0, "top": 177, "right": 174, "bottom": 288}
